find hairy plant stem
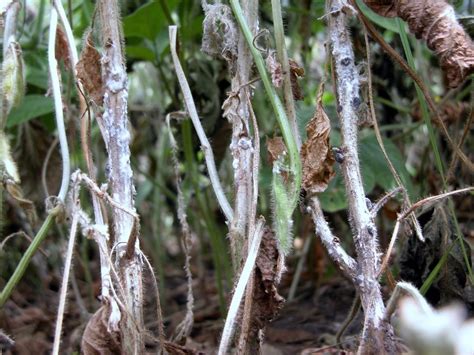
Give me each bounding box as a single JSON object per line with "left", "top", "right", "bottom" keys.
{"left": 271, "top": 0, "right": 301, "bottom": 149}
{"left": 97, "top": 1, "right": 144, "bottom": 352}
{"left": 0, "top": 212, "right": 56, "bottom": 307}
{"left": 327, "top": 1, "right": 395, "bottom": 353}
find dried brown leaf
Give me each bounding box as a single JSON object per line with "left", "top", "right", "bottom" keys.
{"left": 289, "top": 59, "right": 305, "bottom": 101}
{"left": 76, "top": 32, "right": 104, "bottom": 106}
{"left": 363, "top": 0, "right": 474, "bottom": 87}
{"left": 300, "top": 83, "right": 335, "bottom": 195}
{"left": 82, "top": 305, "right": 122, "bottom": 355}
{"left": 55, "top": 25, "right": 71, "bottom": 70}
{"left": 251, "top": 226, "right": 285, "bottom": 336}
{"left": 266, "top": 136, "right": 287, "bottom": 166}
{"left": 266, "top": 51, "right": 283, "bottom": 88}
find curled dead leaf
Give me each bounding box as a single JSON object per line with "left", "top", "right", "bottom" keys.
{"left": 363, "top": 0, "right": 474, "bottom": 87}
{"left": 266, "top": 51, "right": 283, "bottom": 88}
{"left": 289, "top": 59, "right": 305, "bottom": 101}
{"left": 300, "top": 83, "right": 335, "bottom": 195}
{"left": 82, "top": 305, "right": 122, "bottom": 355}
{"left": 251, "top": 226, "right": 285, "bottom": 339}
{"left": 266, "top": 136, "right": 287, "bottom": 166}
{"left": 76, "top": 32, "right": 104, "bottom": 106}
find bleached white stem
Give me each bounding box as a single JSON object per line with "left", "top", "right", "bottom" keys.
{"left": 218, "top": 218, "right": 264, "bottom": 355}
{"left": 327, "top": 1, "right": 394, "bottom": 352}
{"left": 52, "top": 212, "right": 79, "bottom": 355}
{"left": 169, "top": 25, "right": 234, "bottom": 222}
{"left": 48, "top": 8, "right": 70, "bottom": 202}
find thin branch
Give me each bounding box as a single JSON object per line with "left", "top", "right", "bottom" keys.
{"left": 398, "top": 187, "right": 474, "bottom": 221}
{"left": 377, "top": 220, "right": 400, "bottom": 279}
{"left": 308, "top": 197, "right": 357, "bottom": 279}
{"left": 169, "top": 25, "right": 234, "bottom": 222}
{"left": 52, "top": 212, "right": 79, "bottom": 355}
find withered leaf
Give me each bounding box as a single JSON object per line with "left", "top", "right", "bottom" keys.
{"left": 251, "top": 226, "right": 285, "bottom": 340}
{"left": 363, "top": 0, "right": 474, "bottom": 87}
{"left": 82, "top": 305, "right": 122, "bottom": 355}
{"left": 266, "top": 136, "right": 287, "bottom": 166}
{"left": 266, "top": 51, "right": 283, "bottom": 88}
{"left": 289, "top": 58, "right": 304, "bottom": 101}
{"left": 55, "top": 25, "right": 71, "bottom": 70}
{"left": 300, "top": 83, "right": 335, "bottom": 195}
{"left": 76, "top": 32, "right": 104, "bottom": 106}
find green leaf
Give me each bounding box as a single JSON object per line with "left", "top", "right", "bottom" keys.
{"left": 360, "top": 132, "right": 417, "bottom": 199}
{"left": 123, "top": 1, "right": 177, "bottom": 41}
{"left": 6, "top": 95, "right": 54, "bottom": 128}
{"left": 126, "top": 45, "right": 156, "bottom": 61}
{"left": 319, "top": 170, "right": 348, "bottom": 213}
{"left": 26, "top": 66, "right": 49, "bottom": 89}
{"left": 355, "top": 0, "right": 400, "bottom": 33}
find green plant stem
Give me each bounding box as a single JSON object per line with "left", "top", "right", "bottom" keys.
{"left": 0, "top": 213, "right": 56, "bottom": 307}
{"left": 271, "top": 0, "right": 301, "bottom": 149}
{"left": 230, "top": 0, "right": 301, "bottom": 211}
